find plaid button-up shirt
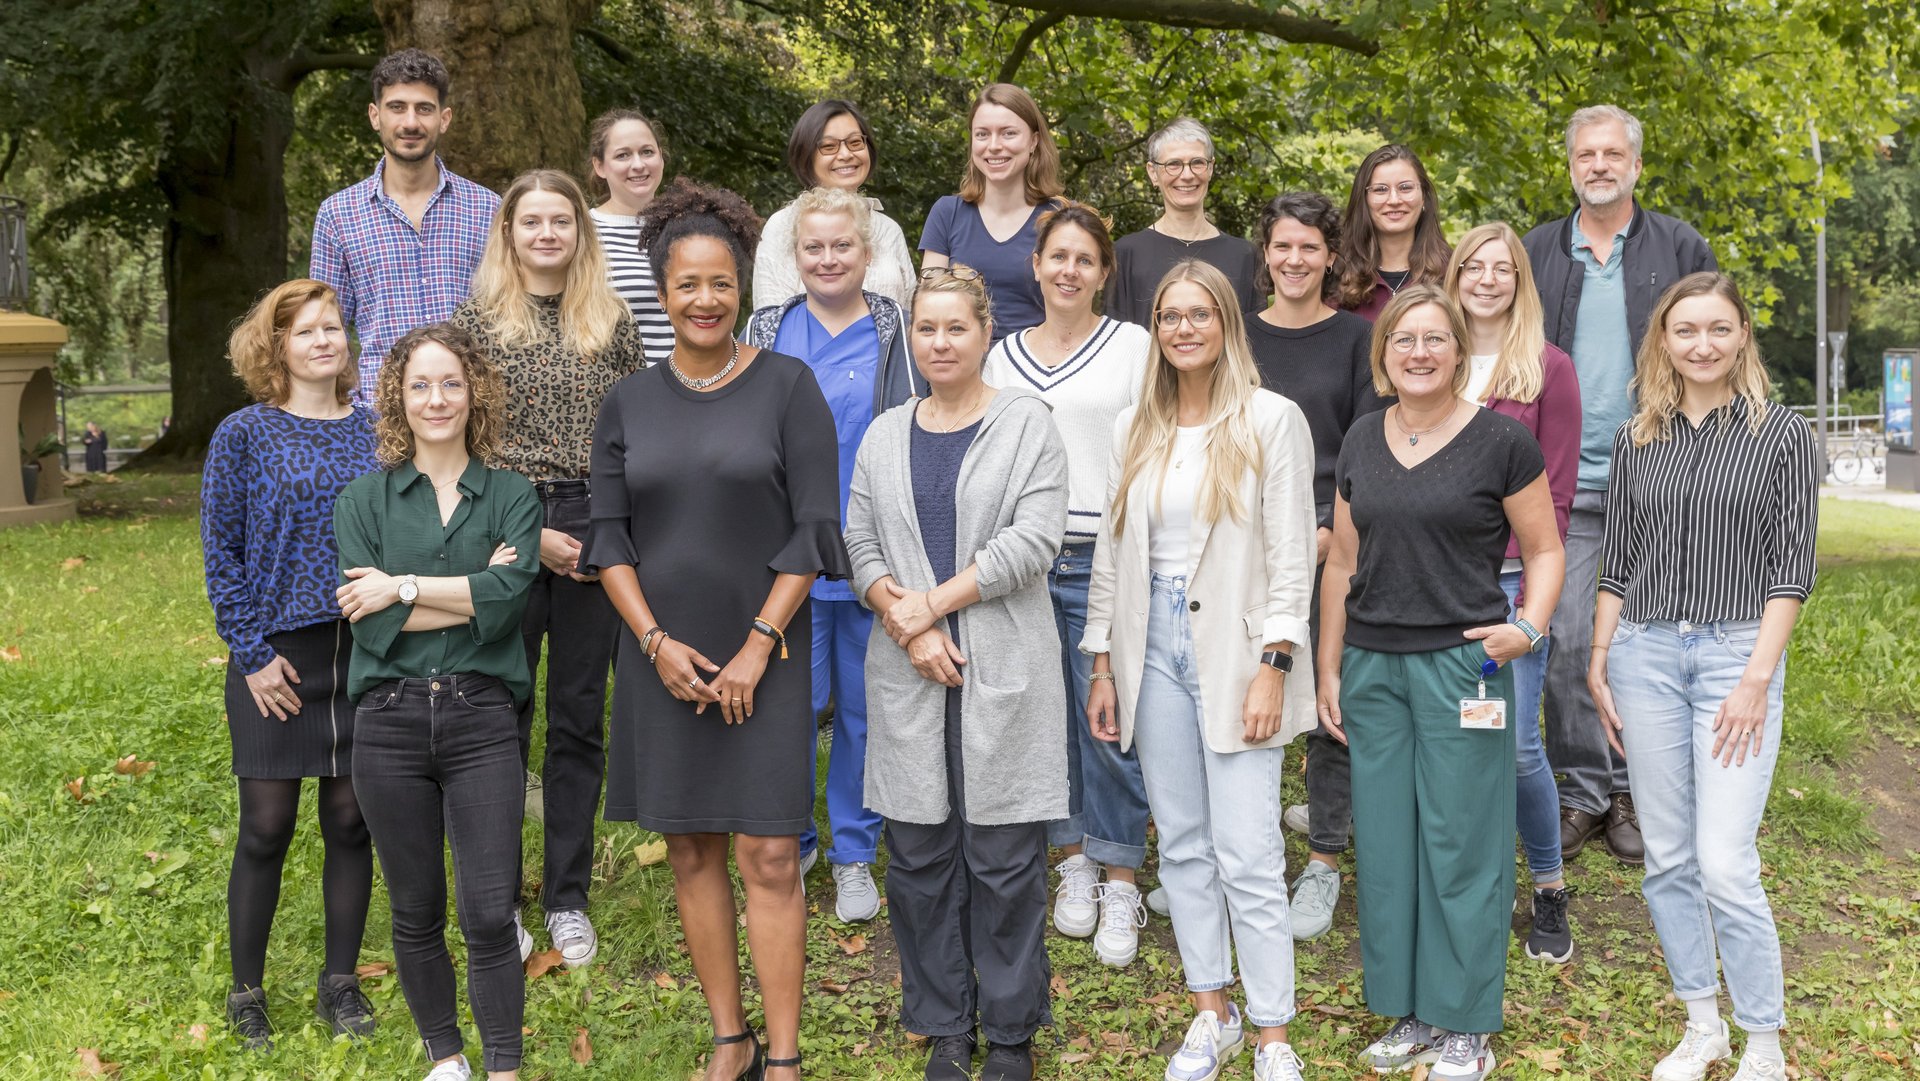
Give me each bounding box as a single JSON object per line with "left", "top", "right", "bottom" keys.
{"left": 310, "top": 158, "right": 500, "bottom": 403}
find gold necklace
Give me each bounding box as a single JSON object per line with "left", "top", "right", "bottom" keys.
{"left": 925, "top": 389, "right": 987, "bottom": 432}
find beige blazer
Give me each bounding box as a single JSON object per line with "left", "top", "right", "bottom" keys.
{"left": 1082, "top": 388, "right": 1319, "bottom": 754}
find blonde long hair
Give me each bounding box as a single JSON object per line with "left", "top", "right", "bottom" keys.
{"left": 1110, "top": 260, "right": 1263, "bottom": 538}
{"left": 468, "top": 169, "right": 628, "bottom": 358}
{"left": 1443, "top": 222, "right": 1546, "bottom": 403}
{"left": 1628, "top": 272, "right": 1772, "bottom": 446}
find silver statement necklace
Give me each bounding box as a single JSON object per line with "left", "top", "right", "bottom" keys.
{"left": 668, "top": 341, "right": 739, "bottom": 390}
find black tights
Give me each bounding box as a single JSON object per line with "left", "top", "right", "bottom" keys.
{"left": 228, "top": 776, "right": 373, "bottom": 991}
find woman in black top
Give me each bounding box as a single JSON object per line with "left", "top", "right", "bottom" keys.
{"left": 1587, "top": 273, "right": 1817, "bottom": 1081}
{"left": 583, "top": 179, "right": 846, "bottom": 1081}
{"left": 1316, "top": 286, "right": 1563, "bottom": 1078}
{"left": 1333, "top": 146, "right": 1450, "bottom": 323}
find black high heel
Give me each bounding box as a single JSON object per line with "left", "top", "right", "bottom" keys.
{"left": 712, "top": 1030, "right": 765, "bottom": 1080}
{"left": 765, "top": 1052, "right": 802, "bottom": 1078}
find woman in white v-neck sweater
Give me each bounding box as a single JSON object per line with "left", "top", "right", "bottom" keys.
{"left": 982, "top": 201, "right": 1152, "bottom": 971}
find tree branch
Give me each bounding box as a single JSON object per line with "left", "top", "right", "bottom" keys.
{"left": 268, "top": 50, "right": 378, "bottom": 92}
{"left": 579, "top": 24, "right": 638, "bottom": 66}
{"left": 1000, "top": 12, "right": 1068, "bottom": 83}
{"left": 990, "top": 0, "right": 1377, "bottom": 55}
{"left": 0, "top": 131, "right": 21, "bottom": 186}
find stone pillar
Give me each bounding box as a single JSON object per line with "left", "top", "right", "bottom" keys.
{"left": 0, "top": 311, "right": 76, "bottom": 526}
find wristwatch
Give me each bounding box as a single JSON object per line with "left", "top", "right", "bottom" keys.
{"left": 398, "top": 574, "right": 419, "bottom": 607}
{"left": 1259, "top": 649, "right": 1294, "bottom": 673}
{"left": 1514, "top": 618, "right": 1547, "bottom": 654}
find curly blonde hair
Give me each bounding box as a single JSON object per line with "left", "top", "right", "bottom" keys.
{"left": 227, "top": 279, "right": 353, "bottom": 405}
{"left": 371, "top": 323, "right": 506, "bottom": 467}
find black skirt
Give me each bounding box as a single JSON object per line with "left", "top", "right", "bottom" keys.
{"left": 226, "top": 620, "right": 355, "bottom": 779}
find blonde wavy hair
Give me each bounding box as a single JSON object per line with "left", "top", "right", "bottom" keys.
{"left": 957, "top": 83, "right": 1063, "bottom": 206}
{"left": 1110, "top": 260, "right": 1263, "bottom": 538}
{"left": 912, "top": 263, "right": 994, "bottom": 335}
{"left": 1628, "top": 272, "right": 1772, "bottom": 446}
{"left": 1443, "top": 222, "right": 1546, "bottom": 403}
{"left": 468, "top": 169, "right": 628, "bottom": 358}
{"left": 1369, "top": 285, "right": 1471, "bottom": 399}
{"left": 371, "top": 323, "right": 506, "bottom": 467}
{"left": 790, "top": 185, "right": 874, "bottom": 255}
{"left": 228, "top": 279, "right": 353, "bottom": 405}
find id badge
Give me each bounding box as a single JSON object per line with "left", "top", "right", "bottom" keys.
{"left": 1459, "top": 697, "right": 1507, "bottom": 730}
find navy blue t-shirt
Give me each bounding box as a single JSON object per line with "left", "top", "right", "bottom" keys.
{"left": 919, "top": 195, "right": 1055, "bottom": 342}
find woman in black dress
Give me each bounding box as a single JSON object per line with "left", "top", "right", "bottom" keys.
{"left": 584, "top": 178, "right": 847, "bottom": 1081}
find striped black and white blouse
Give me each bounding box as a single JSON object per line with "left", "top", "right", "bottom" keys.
{"left": 1599, "top": 397, "right": 1820, "bottom": 622}
{"left": 590, "top": 208, "right": 674, "bottom": 364}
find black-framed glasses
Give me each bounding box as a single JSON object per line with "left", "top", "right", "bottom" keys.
{"left": 920, "top": 265, "right": 983, "bottom": 282}
{"left": 1154, "top": 306, "right": 1219, "bottom": 331}
{"left": 1151, "top": 158, "right": 1215, "bottom": 176}
{"left": 815, "top": 135, "right": 868, "bottom": 157}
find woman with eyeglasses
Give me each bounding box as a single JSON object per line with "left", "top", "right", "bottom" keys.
{"left": 1106, "top": 117, "right": 1261, "bottom": 329}
{"left": 1442, "top": 222, "right": 1583, "bottom": 966}
{"left": 588, "top": 107, "right": 675, "bottom": 362}
{"left": 920, "top": 83, "right": 1064, "bottom": 343}
{"left": 754, "top": 100, "right": 916, "bottom": 312}
{"left": 334, "top": 323, "right": 542, "bottom": 1081}
{"left": 1085, "top": 259, "right": 1320, "bottom": 1081}
{"left": 1316, "top": 285, "right": 1564, "bottom": 1081}
{"left": 1334, "top": 145, "right": 1451, "bottom": 323}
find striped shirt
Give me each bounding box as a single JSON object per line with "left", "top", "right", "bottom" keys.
{"left": 590, "top": 208, "right": 673, "bottom": 364}
{"left": 1599, "top": 398, "right": 1820, "bottom": 622}
{"left": 310, "top": 158, "right": 499, "bottom": 404}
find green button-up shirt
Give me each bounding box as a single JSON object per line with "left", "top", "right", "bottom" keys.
{"left": 333, "top": 457, "right": 542, "bottom": 704}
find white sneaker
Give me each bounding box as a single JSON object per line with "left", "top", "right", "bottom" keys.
{"left": 1093, "top": 881, "right": 1147, "bottom": 967}
{"left": 1289, "top": 860, "right": 1340, "bottom": 941}
{"left": 1730, "top": 1053, "right": 1785, "bottom": 1081}
{"left": 513, "top": 912, "right": 532, "bottom": 963}
{"left": 523, "top": 770, "right": 544, "bottom": 824}
{"left": 1429, "top": 1031, "right": 1496, "bottom": 1080}
{"left": 1165, "top": 1005, "right": 1245, "bottom": 1081}
{"left": 546, "top": 909, "right": 598, "bottom": 969}
{"left": 831, "top": 862, "right": 881, "bottom": 922}
{"left": 1053, "top": 855, "right": 1100, "bottom": 937}
{"left": 1283, "top": 803, "right": 1311, "bottom": 835}
{"left": 423, "top": 1054, "right": 472, "bottom": 1081}
{"left": 798, "top": 846, "right": 818, "bottom": 895}
{"left": 1253, "top": 1040, "right": 1307, "bottom": 1081}
{"left": 1651, "top": 1020, "right": 1731, "bottom": 1081}
{"left": 1146, "top": 885, "right": 1171, "bottom": 916}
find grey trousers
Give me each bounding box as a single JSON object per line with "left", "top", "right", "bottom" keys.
{"left": 1543, "top": 488, "right": 1630, "bottom": 815}
{"left": 883, "top": 687, "right": 1052, "bottom": 1045}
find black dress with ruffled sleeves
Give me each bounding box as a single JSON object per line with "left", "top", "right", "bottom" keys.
{"left": 583, "top": 350, "right": 851, "bottom": 835}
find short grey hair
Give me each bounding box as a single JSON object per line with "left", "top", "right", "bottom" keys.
{"left": 1147, "top": 117, "right": 1216, "bottom": 163}
{"left": 1565, "top": 105, "right": 1643, "bottom": 160}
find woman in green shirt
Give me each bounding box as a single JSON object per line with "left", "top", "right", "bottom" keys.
{"left": 334, "top": 322, "right": 542, "bottom": 1081}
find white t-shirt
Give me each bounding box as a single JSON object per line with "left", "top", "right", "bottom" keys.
{"left": 1467, "top": 353, "right": 1499, "bottom": 406}
{"left": 1149, "top": 426, "right": 1208, "bottom": 575}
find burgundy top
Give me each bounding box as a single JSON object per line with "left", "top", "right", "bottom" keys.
{"left": 1486, "top": 343, "right": 1581, "bottom": 575}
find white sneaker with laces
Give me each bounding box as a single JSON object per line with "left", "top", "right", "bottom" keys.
{"left": 1429, "top": 1030, "right": 1496, "bottom": 1080}
{"left": 1289, "top": 860, "right": 1340, "bottom": 941}
{"left": 1729, "top": 1053, "right": 1785, "bottom": 1081}
{"left": 422, "top": 1054, "right": 472, "bottom": 1081}
{"left": 1361, "top": 1015, "right": 1439, "bottom": 1072}
{"left": 1093, "top": 881, "right": 1147, "bottom": 967}
{"left": 1650, "top": 1020, "right": 1731, "bottom": 1081}
{"left": 831, "top": 861, "right": 881, "bottom": 922}
{"left": 1283, "top": 803, "right": 1311, "bottom": 835}
{"left": 512, "top": 912, "right": 532, "bottom": 963}
{"left": 1253, "top": 1040, "right": 1307, "bottom": 1081}
{"left": 1053, "top": 854, "right": 1100, "bottom": 938}
{"left": 1164, "top": 1005, "right": 1244, "bottom": 1081}
{"left": 546, "top": 909, "right": 598, "bottom": 969}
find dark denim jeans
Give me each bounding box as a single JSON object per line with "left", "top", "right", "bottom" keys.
{"left": 353, "top": 675, "right": 525, "bottom": 1072}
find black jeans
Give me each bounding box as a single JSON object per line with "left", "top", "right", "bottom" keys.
{"left": 517, "top": 484, "right": 619, "bottom": 912}
{"left": 353, "top": 675, "right": 524, "bottom": 1072}
{"left": 1304, "top": 556, "right": 1354, "bottom": 856}
{"left": 884, "top": 687, "right": 1052, "bottom": 1045}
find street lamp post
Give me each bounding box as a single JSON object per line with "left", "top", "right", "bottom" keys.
{"left": 1811, "top": 122, "right": 1828, "bottom": 472}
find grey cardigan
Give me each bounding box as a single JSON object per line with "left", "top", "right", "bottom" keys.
{"left": 845, "top": 387, "right": 1070, "bottom": 826}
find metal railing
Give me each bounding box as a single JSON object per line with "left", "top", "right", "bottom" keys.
{"left": 0, "top": 195, "right": 26, "bottom": 310}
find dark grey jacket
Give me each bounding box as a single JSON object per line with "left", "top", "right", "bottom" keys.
{"left": 743, "top": 292, "right": 920, "bottom": 417}
{"left": 1521, "top": 200, "right": 1717, "bottom": 356}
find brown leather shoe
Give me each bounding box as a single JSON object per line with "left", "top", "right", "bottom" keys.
{"left": 1605, "top": 792, "right": 1645, "bottom": 865}
{"left": 1560, "top": 805, "right": 1605, "bottom": 858}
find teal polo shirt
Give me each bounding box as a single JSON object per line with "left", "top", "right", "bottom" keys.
{"left": 1570, "top": 215, "right": 1635, "bottom": 490}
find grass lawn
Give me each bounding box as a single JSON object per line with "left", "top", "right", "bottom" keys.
{"left": 1, "top": 474, "right": 1917, "bottom": 1079}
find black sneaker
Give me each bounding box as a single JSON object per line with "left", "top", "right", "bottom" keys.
{"left": 983, "top": 1039, "right": 1034, "bottom": 1081}
{"left": 925, "top": 1032, "right": 975, "bottom": 1080}
{"left": 315, "top": 971, "right": 376, "bottom": 1038}
{"left": 226, "top": 986, "right": 273, "bottom": 1051}
{"left": 1525, "top": 887, "right": 1574, "bottom": 963}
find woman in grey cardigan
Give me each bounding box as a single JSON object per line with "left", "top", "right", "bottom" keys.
{"left": 844, "top": 265, "right": 1069, "bottom": 1081}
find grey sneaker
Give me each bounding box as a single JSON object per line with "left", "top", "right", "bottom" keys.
{"left": 547, "top": 909, "right": 598, "bottom": 968}
{"left": 1361, "top": 1015, "right": 1438, "bottom": 1072}
{"left": 1253, "top": 1041, "right": 1307, "bottom": 1081}
{"left": 1283, "top": 803, "right": 1311, "bottom": 835}
{"left": 1429, "top": 1031, "right": 1496, "bottom": 1080}
{"left": 1290, "top": 860, "right": 1340, "bottom": 941}
{"left": 1053, "top": 854, "right": 1100, "bottom": 937}
{"left": 1165, "top": 1004, "right": 1245, "bottom": 1081}
{"left": 1146, "top": 885, "right": 1171, "bottom": 916}
{"left": 315, "top": 970, "right": 375, "bottom": 1038}
{"left": 798, "top": 845, "right": 818, "bottom": 895}
{"left": 523, "top": 770, "right": 544, "bottom": 823}
{"left": 1651, "top": 1020, "right": 1731, "bottom": 1081}
{"left": 513, "top": 911, "right": 533, "bottom": 963}
{"left": 832, "top": 862, "right": 881, "bottom": 922}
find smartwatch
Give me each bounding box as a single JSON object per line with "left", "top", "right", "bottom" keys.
{"left": 398, "top": 573, "right": 419, "bottom": 607}
{"left": 1259, "top": 649, "right": 1294, "bottom": 673}
{"left": 1514, "top": 618, "right": 1547, "bottom": 654}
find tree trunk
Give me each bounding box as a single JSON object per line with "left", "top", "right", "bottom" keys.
{"left": 374, "top": 0, "right": 596, "bottom": 193}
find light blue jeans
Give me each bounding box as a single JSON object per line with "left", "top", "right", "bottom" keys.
{"left": 1046, "top": 543, "right": 1150, "bottom": 867}
{"left": 1500, "top": 570, "right": 1564, "bottom": 883}
{"left": 1608, "top": 618, "right": 1785, "bottom": 1032}
{"left": 1131, "top": 572, "right": 1295, "bottom": 1028}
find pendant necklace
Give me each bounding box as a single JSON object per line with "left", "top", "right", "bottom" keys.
{"left": 1393, "top": 403, "right": 1455, "bottom": 446}
{"left": 668, "top": 341, "right": 739, "bottom": 390}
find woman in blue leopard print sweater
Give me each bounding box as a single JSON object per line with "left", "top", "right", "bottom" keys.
{"left": 200, "top": 278, "right": 382, "bottom": 1049}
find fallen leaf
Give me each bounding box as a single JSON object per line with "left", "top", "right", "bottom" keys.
{"left": 0, "top": 645, "right": 20, "bottom": 662}
{"left": 653, "top": 971, "right": 679, "bottom": 990}
{"left": 62, "top": 556, "right": 88, "bottom": 571}
{"left": 525, "top": 949, "right": 565, "bottom": 979}
{"left": 1049, "top": 974, "right": 1071, "bottom": 999}
{"left": 203, "top": 656, "right": 228, "bottom": 667}
{"left": 186, "top": 1023, "right": 209, "bottom": 1044}
{"left": 817, "top": 979, "right": 849, "bottom": 994}
{"left": 1518, "top": 1046, "right": 1565, "bottom": 1073}
{"left": 142, "top": 851, "right": 165, "bottom": 864}
{"left": 73, "top": 1048, "right": 120, "bottom": 1077}
{"left": 1057, "top": 1051, "right": 1095, "bottom": 1065}
{"left": 633, "top": 839, "right": 668, "bottom": 867}
{"left": 1410, "top": 1065, "right": 1431, "bottom": 1081}
{"left": 570, "top": 1027, "right": 593, "bottom": 1065}
{"left": 835, "top": 933, "right": 868, "bottom": 956}
{"left": 65, "top": 777, "right": 91, "bottom": 802}
{"left": 355, "top": 961, "right": 393, "bottom": 979}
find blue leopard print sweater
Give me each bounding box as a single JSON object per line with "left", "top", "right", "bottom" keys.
{"left": 201, "top": 405, "right": 380, "bottom": 674}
